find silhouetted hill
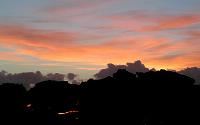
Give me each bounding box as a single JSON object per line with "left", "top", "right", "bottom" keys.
{"left": 179, "top": 67, "right": 200, "bottom": 85}
{"left": 80, "top": 69, "right": 198, "bottom": 124}
{"left": 27, "top": 80, "right": 80, "bottom": 125}
{"left": 0, "top": 83, "right": 27, "bottom": 124}
{"left": 0, "top": 69, "right": 199, "bottom": 125}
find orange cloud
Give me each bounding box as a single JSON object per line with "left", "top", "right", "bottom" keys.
{"left": 143, "top": 14, "right": 200, "bottom": 31}
{"left": 101, "top": 12, "right": 200, "bottom": 32}
{"left": 0, "top": 52, "right": 25, "bottom": 62}
{"left": 0, "top": 24, "right": 200, "bottom": 70}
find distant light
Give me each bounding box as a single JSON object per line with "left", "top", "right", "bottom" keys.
{"left": 58, "top": 112, "right": 66, "bottom": 115}
{"left": 68, "top": 111, "right": 79, "bottom": 113}
{"left": 26, "top": 104, "right": 32, "bottom": 108}
{"left": 57, "top": 110, "right": 79, "bottom": 115}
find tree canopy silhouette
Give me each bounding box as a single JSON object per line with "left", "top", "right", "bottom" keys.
{"left": 0, "top": 69, "right": 199, "bottom": 125}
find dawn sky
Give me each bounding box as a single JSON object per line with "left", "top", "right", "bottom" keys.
{"left": 0, "top": 0, "right": 200, "bottom": 79}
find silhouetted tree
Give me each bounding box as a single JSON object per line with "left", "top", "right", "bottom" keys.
{"left": 0, "top": 83, "right": 27, "bottom": 124}
{"left": 80, "top": 69, "right": 198, "bottom": 125}
{"left": 27, "top": 80, "right": 80, "bottom": 125}
{"left": 0, "top": 69, "right": 200, "bottom": 125}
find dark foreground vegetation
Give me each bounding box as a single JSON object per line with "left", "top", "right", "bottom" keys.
{"left": 0, "top": 69, "right": 200, "bottom": 125}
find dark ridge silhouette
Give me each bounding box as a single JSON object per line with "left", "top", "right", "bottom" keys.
{"left": 94, "top": 60, "right": 200, "bottom": 85}
{"left": 0, "top": 69, "right": 200, "bottom": 125}
{"left": 27, "top": 80, "right": 80, "bottom": 125}
{"left": 81, "top": 69, "right": 198, "bottom": 125}
{"left": 179, "top": 67, "right": 200, "bottom": 85}
{"left": 0, "top": 83, "right": 27, "bottom": 124}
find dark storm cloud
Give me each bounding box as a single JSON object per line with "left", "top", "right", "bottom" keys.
{"left": 0, "top": 71, "right": 65, "bottom": 89}
{"left": 94, "top": 60, "right": 149, "bottom": 79}
{"left": 178, "top": 67, "right": 200, "bottom": 85}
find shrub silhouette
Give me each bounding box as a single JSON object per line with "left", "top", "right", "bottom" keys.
{"left": 27, "top": 80, "right": 80, "bottom": 125}
{"left": 80, "top": 69, "right": 198, "bottom": 125}
{"left": 0, "top": 83, "right": 27, "bottom": 124}
{"left": 0, "top": 69, "right": 199, "bottom": 125}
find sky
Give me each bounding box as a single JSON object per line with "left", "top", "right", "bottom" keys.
{"left": 0, "top": 0, "right": 200, "bottom": 79}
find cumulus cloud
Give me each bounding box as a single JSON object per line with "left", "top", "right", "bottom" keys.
{"left": 66, "top": 73, "right": 81, "bottom": 84}
{"left": 178, "top": 67, "right": 200, "bottom": 85}
{"left": 67, "top": 73, "right": 77, "bottom": 81}
{"left": 0, "top": 71, "right": 65, "bottom": 89}
{"left": 94, "top": 60, "right": 149, "bottom": 79}
{"left": 95, "top": 60, "right": 200, "bottom": 85}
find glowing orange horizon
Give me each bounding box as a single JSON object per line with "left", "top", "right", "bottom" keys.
{"left": 0, "top": 12, "right": 200, "bottom": 72}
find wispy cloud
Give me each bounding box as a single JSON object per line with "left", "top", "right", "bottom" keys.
{"left": 0, "top": 23, "right": 199, "bottom": 70}
{"left": 0, "top": 0, "right": 200, "bottom": 72}
{"left": 43, "top": 0, "right": 119, "bottom": 15}
{"left": 97, "top": 11, "right": 200, "bottom": 32}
